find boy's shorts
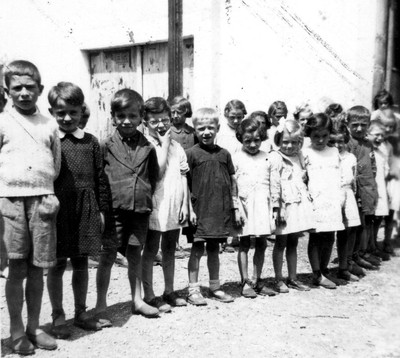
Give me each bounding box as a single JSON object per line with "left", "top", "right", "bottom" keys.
{"left": 101, "top": 209, "right": 149, "bottom": 255}
{"left": 0, "top": 195, "right": 59, "bottom": 268}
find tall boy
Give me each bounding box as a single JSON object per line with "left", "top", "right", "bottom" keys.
{"left": 0, "top": 60, "right": 61, "bottom": 354}
{"left": 95, "top": 89, "right": 160, "bottom": 322}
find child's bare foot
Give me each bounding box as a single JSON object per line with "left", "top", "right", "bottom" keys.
{"left": 132, "top": 301, "right": 160, "bottom": 318}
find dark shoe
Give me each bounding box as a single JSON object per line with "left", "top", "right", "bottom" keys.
{"left": 187, "top": 291, "right": 207, "bottom": 306}
{"left": 274, "top": 280, "right": 289, "bottom": 293}
{"left": 383, "top": 242, "right": 395, "bottom": 255}
{"left": 362, "top": 253, "right": 381, "bottom": 266}
{"left": 26, "top": 330, "right": 57, "bottom": 351}
{"left": 209, "top": 289, "right": 234, "bottom": 303}
{"left": 74, "top": 313, "right": 102, "bottom": 331}
{"left": 314, "top": 275, "right": 336, "bottom": 289}
{"left": 372, "top": 249, "right": 391, "bottom": 261}
{"left": 94, "top": 311, "right": 113, "bottom": 328}
{"left": 50, "top": 323, "right": 70, "bottom": 339}
{"left": 348, "top": 260, "right": 366, "bottom": 277}
{"left": 132, "top": 302, "right": 160, "bottom": 318}
{"left": 163, "top": 292, "right": 187, "bottom": 307}
{"left": 10, "top": 335, "right": 35, "bottom": 355}
{"left": 337, "top": 270, "right": 359, "bottom": 282}
{"left": 355, "top": 256, "right": 379, "bottom": 270}
{"left": 145, "top": 297, "right": 172, "bottom": 313}
{"left": 287, "top": 279, "right": 310, "bottom": 291}
{"left": 241, "top": 279, "right": 257, "bottom": 298}
{"left": 153, "top": 252, "right": 163, "bottom": 266}
{"left": 254, "top": 284, "right": 278, "bottom": 296}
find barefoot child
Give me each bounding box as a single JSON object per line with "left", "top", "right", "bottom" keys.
{"left": 233, "top": 118, "right": 274, "bottom": 298}
{"left": 46, "top": 82, "right": 109, "bottom": 338}
{"left": 303, "top": 113, "right": 344, "bottom": 289}
{"left": 186, "top": 108, "right": 241, "bottom": 305}
{"left": 269, "top": 120, "right": 314, "bottom": 293}
{"left": 141, "top": 97, "right": 189, "bottom": 312}
{"left": 95, "top": 89, "right": 160, "bottom": 321}
{"left": 0, "top": 60, "right": 61, "bottom": 354}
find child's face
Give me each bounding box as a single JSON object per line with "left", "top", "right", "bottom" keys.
{"left": 242, "top": 130, "right": 262, "bottom": 156}
{"left": 7, "top": 75, "right": 43, "bottom": 115}
{"left": 270, "top": 110, "right": 286, "bottom": 127}
{"left": 367, "top": 126, "right": 385, "bottom": 149}
{"left": 310, "top": 128, "right": 330, "bottom": 151}
{"left": 348, "top": 117, "right": 369, "bottom": 139}
{"left": 113, "top": 104, "right": 142, "bottom": 137}
{"left": 226, "top": 109, "right": 244, "bottom": 129}
{"left": 50, "top": 99, "right": 82, "bottom": 133}
{"left": 298, "top": 110, "right": 313, "bottom": 127}
{"left": 279, "top": 130, "right": 300, "bottom": 157}
{"left": 171, "top": 105, "right": 187, "bottom": 127}
{"left": 145, "top": 111, "right": 171, "bottom": 138}
{"left": 329, "top": 133, "right": 346, "bottom": 154}
{"left": 381, "top": 118, "right": 396, "bottom": 138}
{"left": 194, "top": 117, "right": 219, "bottom": 147}
{"left": 378, "top": 100, "right": 390, "bottom": 110}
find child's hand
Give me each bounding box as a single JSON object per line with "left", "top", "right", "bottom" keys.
{"left": 99, "top": 212, "right": 105, "bottom": 234}
{"left": 233, "top": 209, "right": 242, "bottom": 228}
{"left": 189, "top": 211, "right": 197, "bottom": 226}
{"left": 157, "top": 128, "right": 172, "bottom": 148}
{"left": 273, "top": 208, "right": 285, "bottom": 226}
{"left": 179, "top": 204, "right": 189, "bottom": 224}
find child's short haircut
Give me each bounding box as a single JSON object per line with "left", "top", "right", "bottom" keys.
{"left": 48, "top": 82, "right": 84, "bottom": 107}
{"left": 331, "top": 119, "right": 350, "bottom": 143}
{"left": 274, "top": 119, "right": 302, "bottom": 147}
{"left": 235, "top": 117, "right": 267, "bottom": 143}
{"left": 368, "top": 119, "right": 385, "bottom": 132}
{"left": 373, "top": 89, "right": 394, "bottom": 110}
{"left": 169, "top": 95, "right": 192, "bottom": 117}
{"left": 224, "top": 99, "right": 247, "bottom": 116}
{"left": 4, "top": 60, "right": 42, "bottom": 88}
{"left": 347, "top": 105, "right": 371, "bottom": 124}
{"left": 249, "top": 111, "right": 271, "bottom": 130}
{"left": 293, "top": 102, "right": 312, "bottom": 121}
{"left": 325, "top": 103, "right": 343, "bottom": 119}
{"left": 144, "top": 97, "right": 171, "bottom": 120}
{"left": 268, "top": 101, "right": 288, "bottom": 119}
{"left": 110, "top": 88, "right": 144, "bottom": 117}
{"left": 304, "top": 113, "right": 333, "bottom": 137}
{"left": 192, "top": 108, "right": 219, "bottom": 126}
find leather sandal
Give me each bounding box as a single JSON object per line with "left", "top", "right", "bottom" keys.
{"left": 163, "top": 292, "right": 187, "bottom": 307}
{"left": 132, "top": 303, "right": 160, "bottom": 318}
{"left": 26, "top": 330, "right": 57, "bottom": 351}
{"left": 287, "top": 279, "right": 311, "bottom": 291}
{"left": 241, "top": 279, "right": 257, "bottom": 298}
{"left": 74, "top": 312, "right": 102, "bottom": 331}
{"left": 145, "top": 297, "right": 172, "bottom": 313}
{"left": 209, "top": 289, "right": 234, "bottom": 303}
{"left": 10, "top": 335, "right": 35, "bottom": 355}
{"left": 187, "top": 291, "right": 207, "bottom": 306}
{"left": 255, "top": 284, "right": 278, "bottom": 297}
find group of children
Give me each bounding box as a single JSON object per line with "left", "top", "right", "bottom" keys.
{"left": 1, "top": 60, "right": 399, "bottom": 355}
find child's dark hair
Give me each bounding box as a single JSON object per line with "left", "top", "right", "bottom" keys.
{"left": 169, "top": 95, "right": 192, "bottom": 117}
{"left": 0, "top": 86, "right": 7, "bottom": 107}
{"left": 347, "top": 105, "right": 370, "bottom": 124}
{"left": 304, "top": 113, "right": 333, "bottom": 137}
{"left": 373, "top": 89, "right": 394, "bottom": 110}
{"left": 48, "top": 82, "right": 84, "bottom": 107}
{"left": 325, "top": 103, "right": 343, "bottom": 119}
{"left": 235, "top": 117, "right": 267, "bottom": 143}
{"left": 331, "top": 119, "right": 350, "bottom": 143}
{"left": 249, "top": 111, "right": 271, "bottom": 130}
{"left": 144, "top": 97, "right": 171, "bottom": 120}
{"left": 4, "top": 60, "right": 42, "bottom": 88}
{"left": 110, "top": 89, "right": 145, "bottom": 117}
{"left": 268, "top": 101, "right": 288, "bottom": 119}
{"left": 224, "top": 99, "right": 247, "bottom": 116}
{"left": 274, "top": 119, "right": 302, "bottom": 147}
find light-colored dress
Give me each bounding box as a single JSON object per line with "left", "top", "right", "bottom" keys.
{"left": 233, "top": 149, "right": 272, "bottom": 236}
{"left": 303, "top": 145, "right": 344, "bottom": 232}
{"left": 215, "top": 121, "right": 242, "bottom": 155}
{"left": 269, "top": 150, "right": 315, "bottom": 235}
{"left": 374, "top": 144, "right": 389, "bottom": 216}
{"left": 147, "top": 137, "right": 189, "bottom": 232}
{"left": 339, "top": 151, "right": 361, "bottom": 227}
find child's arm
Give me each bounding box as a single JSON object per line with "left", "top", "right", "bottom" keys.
{"left": 156, "top": 128, "right": 172, "bottom": 178}
{"left": 179, "top": 175, "right": 189, "bottom": 224}
{"left": 188, "top": 191, "right": 197, "bottom": 226}
{"left": 52, "top": 129, "right": 62, "bottom": 179}
{"left": 269, "top": 153, "right": 285, "bottom": 226}
{"left": 148, "top": 146, "right": 160, "bottom": 193}
{"left": 230, "top": 174, "right": 242, "bottom": 227}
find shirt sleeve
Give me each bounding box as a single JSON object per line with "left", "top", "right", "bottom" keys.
{"left": 52, "top": 127, "right": 62, "bottom": 179}
{"left": 177, "top": 142, "right": 189, "bottom": 175}
{"left": 268, "top": 152, "right": 283, "bottom": 209}
{"left": 226, "top": 151, "right": 235, "bottom": 175}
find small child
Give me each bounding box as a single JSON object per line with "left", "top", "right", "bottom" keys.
{"left": 269, "top": 120, "right": 314, "bottom": 293}
{"left": 329, "top": 120, "right": 362, "bottom": 281}
{"left": 233, "top": 118, "right": 274, "bottom": 298}
{"left": 267, "top": 101, "right": 288, "bottom": 149}
{"left": 95, "top": 89, "right": 160, "bottom": 320}
{"left": 325, "top": 103, "right": 344, "bottom": 121}
{"left": 248, "top": 110, "right": 272, "bottom": 153}
{"left": 293, "top": 102, "right": 313, "bottom": 128}
{"left": 347, "top": 106, "right": 380, "bottom": 270}
{"left": 303, "top": 113, "right": 344, "bottom": 289}
{"left": 186, "top": 108, "right": 241, "bottom": 305}
{"left": 46, "top": 82, "right": 109, "bottom": 338}
{"left": 141, "top": 97, "right": 189, "bottom": 312}
{"left": 0, "top": 60, "right": 61, "bottom": 354}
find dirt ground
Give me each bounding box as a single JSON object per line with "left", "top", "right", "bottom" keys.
{"left": 1, "top": 230, "right": 400, "bottom": 358}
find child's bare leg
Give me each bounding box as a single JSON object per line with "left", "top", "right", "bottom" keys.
{"left": 273, "top": 235, "right": 287, "bottom": 280}
{"left": 95, "top": 249, "right": 116, "bottom": 313}
{"left": 286, "top": 234, "right": 299, "bottom": 281}
{"left": 47, "top": 259, "right": 67, "bottom": 322}
{"left": 188, "top": 241, "right": 205, "bottom": 284}
{"left": 6, "top": 259, "right": 27, "bottom": 340}
{"left": 142, "top": 229, "right": 161, "bottom": 300}
{"left": 237, "top": 236, "right": 251, "bottom": 281}
{"left": 252, "top": 236, "right": 267, "bottom": 282}
{"left": 25, "top": 262, "right": 44, "bottom": 334}
{"left": 161, "top": 229, "right": 180, "bottom": 294}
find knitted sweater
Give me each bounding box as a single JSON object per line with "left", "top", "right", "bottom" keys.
{"left": 0, "top": 107, "right": 61, "bottom": 197}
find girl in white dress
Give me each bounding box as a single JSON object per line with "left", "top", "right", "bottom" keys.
{"left": 303, "top": 113, "right": 344, "bottom": 289}
{"left": 269, "top": 120, "right": 314, "bottom": 293}
{"left": 233, "top": 118, "right": 274, "bottom": 298}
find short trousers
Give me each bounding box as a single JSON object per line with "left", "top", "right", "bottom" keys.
{"left": 0, "top": 195, "right": 59, "bottom": 268}
{"left": 101, "top": 209, "right": 149, "bottom": 253}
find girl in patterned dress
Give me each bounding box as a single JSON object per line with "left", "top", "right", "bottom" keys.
{"left": 47, "top": 82, "right": 109, "bottom": 338}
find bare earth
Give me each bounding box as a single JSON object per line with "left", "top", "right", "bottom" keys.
{"left": 1, "top": 232, "right": 400, "bottom": 358}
